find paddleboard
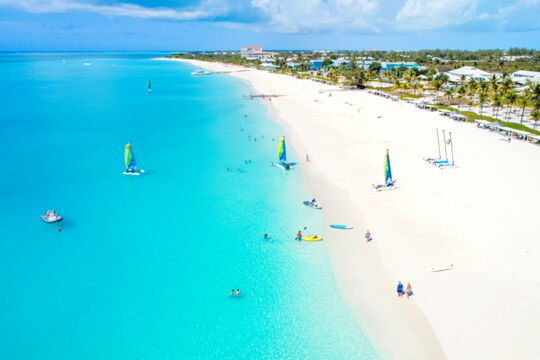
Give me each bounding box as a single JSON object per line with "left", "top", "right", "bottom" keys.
{"left": 429, "top": 264, "right": 454, "bottom": 272}
{"left": 303, "top": 201, "right": 322, "bottom": 209}
{"left": 330, "top": 224, "right": 352, "bottom": 229}
{"left": 301, "top": 236, "right": 323, "bottom": 242}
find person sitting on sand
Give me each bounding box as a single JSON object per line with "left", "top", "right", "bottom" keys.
{"left": 235, "top": 289, "right": 241, "bottom": 295}
{"left": 406, "top": 283, "right": 413, "bottom": 298}
{"left": 397, "top": 281, "right": 404, "bottom": 297}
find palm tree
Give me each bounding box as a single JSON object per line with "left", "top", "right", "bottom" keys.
{"left": 504, "top": 91, "right": 518, "bottom": 121}
{"left": 467, "top": 98, "right": 476, "bottom": 112}
{"left": 444, "top": 88, "right": 454, "bottom": 105}
{"left": 432, "top": 79, "right": 443, "bottom": 102}
{"left": 491, "top": 94, "right": 502, "bottom": 118}
{"left": 478, "top": 92, "right": 488, "bottom": 116}
{"left": 517, "top": 94, "right": 529, "bottom": 124}
{"left": 531, "top": 109, "right": 540, "bottom": 128}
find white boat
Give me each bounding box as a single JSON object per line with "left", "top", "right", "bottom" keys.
{"left": 191, "top": 69, "right": 210, "bottom": 75}
{"left": 84, "top": 62, "right": 92, "bottom": 66}
{"left": 122, "top": 142, "right": 145, "bottom": 175}
{"left": 40, "top": 210, "right": 63, "bottom": 223}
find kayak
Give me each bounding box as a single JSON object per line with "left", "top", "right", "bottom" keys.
{"left": 301, "top": 235, "right": 323, "bottom": 242}
{"left": 303, "top": 200, "right": 322, "bottom": 209}
{"left": 330, "top": 224, "right": 353, "bottom": 229}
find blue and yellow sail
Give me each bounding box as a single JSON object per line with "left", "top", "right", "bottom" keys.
{"left": 125, "top": 143, "right": 137, "bottom": 170}
{"left": 147, "top": 80, "right": 151, "bottom": 90}
{"left": 384, "top": 149, "right": 392, "bottom": 184}
{"left": 278, "top": 137, "right": 287, "bottom": 163}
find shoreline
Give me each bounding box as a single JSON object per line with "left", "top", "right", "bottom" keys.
{"left": 160, "top": 57, "right": 540, "bottom": 360}
{"left": 163, "top": 57, "right": 445, "bottom": 358}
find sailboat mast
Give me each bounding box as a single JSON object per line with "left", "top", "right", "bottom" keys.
{"left": 449, "top": 131, "right": 455, "bottom": 165}
{"left": 436, "top": 128, "right": 441, "bottom": 159}
{"left": 442, "top": 130, "right": 448, "bottom": 161}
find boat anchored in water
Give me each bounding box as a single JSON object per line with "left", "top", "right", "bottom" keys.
{"left": 41, "top": 210, "right": 63, "bottom": 223}
{"left": 191, "top": 69, "right": 210, "bottom": 75}
{"left": 147, "top": 80, "right": 152, "bottom": 93}
{"left": 122, "top": 142, "right": 145, "bottom": 175}
{"left": 84, "top": 61, "right": 91, "bottom": 66}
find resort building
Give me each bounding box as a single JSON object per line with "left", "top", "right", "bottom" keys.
{"left": 380, "top": 62, "right": 418, "bottom": 71}
{"left": 511, "top": 70, "right": 540, "bottom": 85}
{"left": 240, "top": 46, "right": 275, "bottom": 60}
{"left": 444, "top": 66, "right": 494, "bottom": 82}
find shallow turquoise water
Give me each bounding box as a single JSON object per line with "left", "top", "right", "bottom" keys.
{"left": 0, "top": 53, "right": 377, "bottom": 359}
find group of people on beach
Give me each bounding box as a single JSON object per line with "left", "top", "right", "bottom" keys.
{"left": 397, "top": 281, "right": 413, "bottom": 298}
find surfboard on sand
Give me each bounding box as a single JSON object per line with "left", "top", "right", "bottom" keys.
{"left": 429, "top": 264, "right": 454, "bottom": 272}
{"left": 330, "top": 224, "right": 353, "bottom": 229}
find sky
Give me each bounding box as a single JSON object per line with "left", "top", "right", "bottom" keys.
{"left": 0, "top": 0, "right": 539, "bottom": 51}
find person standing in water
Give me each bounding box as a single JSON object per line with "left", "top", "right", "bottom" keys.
{"left": 296, "top": 231, "right": 302, "bottom": 240}
{"left": 235, "top": 289, "right": 241, "bottom": 295}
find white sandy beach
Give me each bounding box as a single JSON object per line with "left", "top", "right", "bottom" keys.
{"left": 160, "top": 58, "right": 540, "bottom": 360}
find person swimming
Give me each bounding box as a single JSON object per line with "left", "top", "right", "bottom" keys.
{"left": 230, "top": 289, "right": 234, "bottom": 296}
{"left": 264, "top": 233, "right": 268, "bottom": 239}
{"left": 235, "top": 289, "right": 241, "bottom": 295}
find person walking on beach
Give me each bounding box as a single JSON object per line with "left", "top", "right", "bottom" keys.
{"left": 406, "top": 283, "right": 413, "bottom": 298}
{"left": 306, "top": 154, "right": 310, "bottom": 162}
{"left": 397, "top": 281, "right": 404, "bottom": 297}
{"left": 365, "top": 230, "right": 372, "bottom": 242}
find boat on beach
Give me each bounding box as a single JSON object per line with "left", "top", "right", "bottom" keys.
{"left": 122, "top": 142, "right": 145, "bottom": 175}
{"left": 372, "top": 149, "right": 397, "bottom": 191}
{"left": 40, "top": 210, "right": 63, "bottom": 223}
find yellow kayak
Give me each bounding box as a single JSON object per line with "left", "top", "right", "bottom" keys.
{"left": 301, "top": 236, "right": 323, "bottom": 242}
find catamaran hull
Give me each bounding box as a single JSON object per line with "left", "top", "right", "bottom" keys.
{"left": 122, "top": 170, "right": 144, "bottom": 176}
{"left": 373, "top": 184, "right": 398, "bottom": 192}
{"left": 40, "top": 215, "right": 63, "bottom": 223}
{"left": 303, "top": 201, "right": 322, "bottom": 209}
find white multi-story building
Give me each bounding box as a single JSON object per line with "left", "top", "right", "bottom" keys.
{"left": 511, "top": 70, "right": 540, "bottom": 84}
{"left": 444, "top": 66, "right": 495, "bottom": 82}
{"left": 240, "top": 46, "right": 274, "bottom": 60}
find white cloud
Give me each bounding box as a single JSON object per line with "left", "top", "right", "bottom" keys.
{"left": 0, "top": 0, "right": 229, "bottom": 21}
{"left": 0, "top": 0, "right": 538, "bottom": 34}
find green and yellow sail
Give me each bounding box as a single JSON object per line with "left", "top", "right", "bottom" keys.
{"left": 384, "top": 149, "right": 392, "bottom": 184}
{"left": 278, "top": 137, "right": 287, "bottom": 163}
{"left": 125, "top": 143, "right": 137, "bottom": 170}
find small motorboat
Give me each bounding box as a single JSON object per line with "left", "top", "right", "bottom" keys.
{"left": 303, "top": 200, "right": 322, "bottom": 209}
{"left": 41, "top": 210, "right": 63, "bottom": 223}
{"left": 84, "top": 61, "right": 92, "bottom": 66}
{"left": 191, "top": 69, "right": 210, "bottom": 75}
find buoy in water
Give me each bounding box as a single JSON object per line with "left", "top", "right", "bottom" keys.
{"left": 58, "top": 228, "right": 62, "bottom": 232}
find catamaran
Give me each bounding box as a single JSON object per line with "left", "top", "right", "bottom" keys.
{"left": 272, "top": 136, "right": 293, "bottom": 170}
{"left": 41, "top": 210, "right": 63, "bottom": 223}
{"left": 373, "top": 149, "right": 397, "bottom": 191}
{"left": 122, "top": 142, "right": 145, "bottom": 175}
{"left": 147, "top": 80, "right": 152, "bottom": 93}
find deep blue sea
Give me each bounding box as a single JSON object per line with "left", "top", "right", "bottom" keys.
{"left": 0, "top": 53, "right": 377, "bottom": 359}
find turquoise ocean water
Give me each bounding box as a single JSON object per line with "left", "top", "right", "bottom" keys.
{"left": 0, "top": 53, "right": 377, "bottom": 359}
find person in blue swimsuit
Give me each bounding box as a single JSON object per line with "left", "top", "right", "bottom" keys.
{"left": 397, "top": 281, "right": 404, "bottom": 297}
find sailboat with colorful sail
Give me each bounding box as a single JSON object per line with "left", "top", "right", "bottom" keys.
{"left": 147, "top": 80, "right": 152, "bottom": 93}
{"left": 272, "top": 136, "right": 293, "bottom": 170}
{"left": 122, "top": 142, "right": 145, "bottom": 175}
{"left": 373, "top": 149, "right": 397, "bottom": 191}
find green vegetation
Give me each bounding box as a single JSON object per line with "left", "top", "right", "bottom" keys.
{"left": 400, "top": 94, "right": 423, "bottom": 100}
